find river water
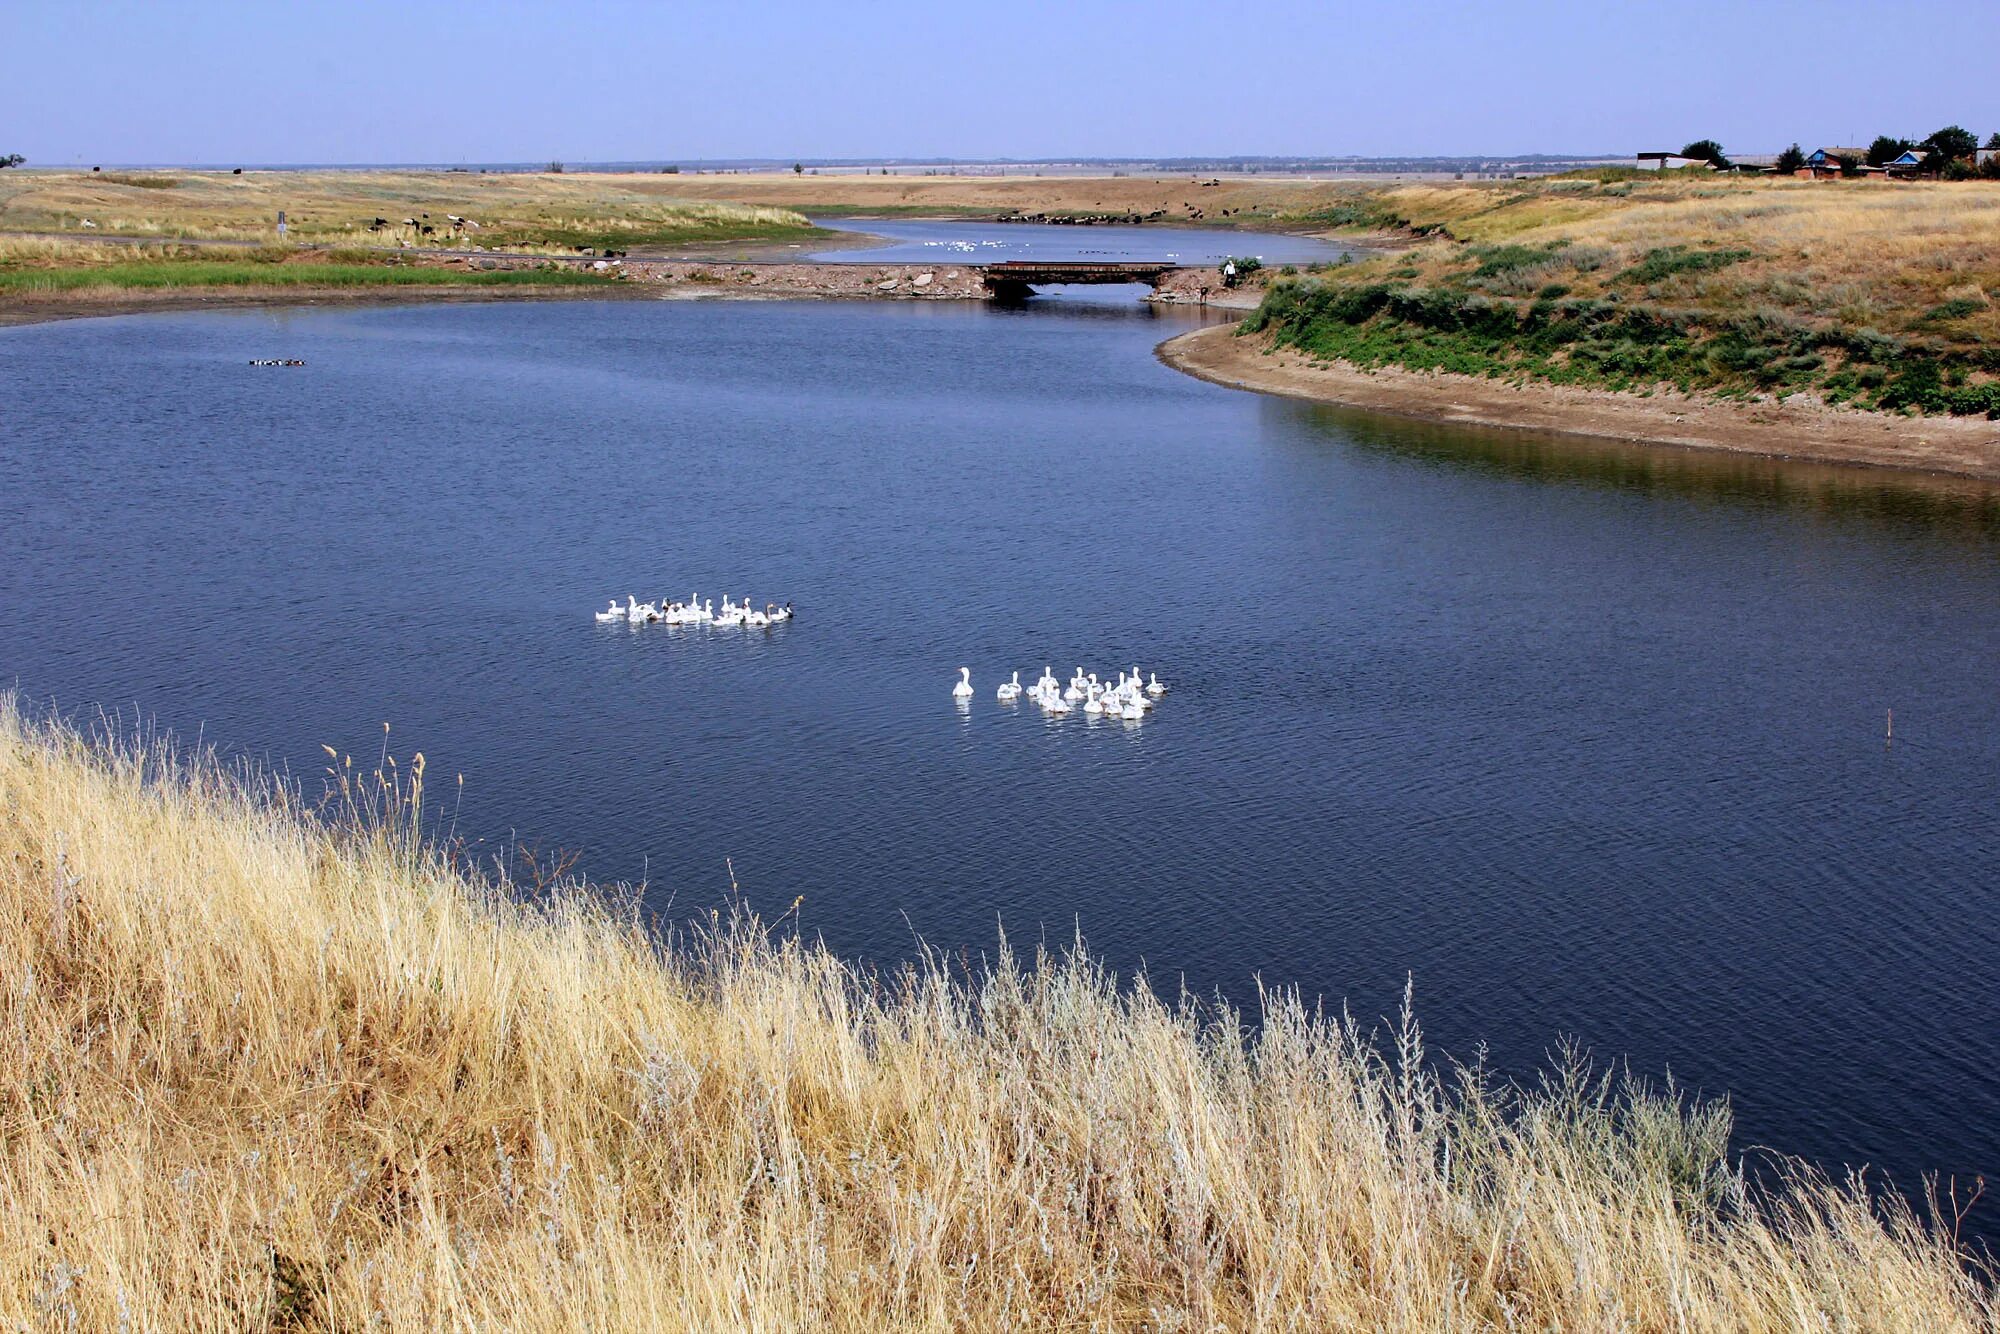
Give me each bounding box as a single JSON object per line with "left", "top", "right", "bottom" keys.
{"left": 5, "top": 279, "right": 2000, "bottom": 1222}
{"left": 808, "top": 216, "right": 1350, "bottom": 268}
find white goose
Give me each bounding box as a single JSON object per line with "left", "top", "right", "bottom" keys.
{"left": 1146, "top": 672, "right": 1167, "bottom": 697}
{"left": 594, "top": 599, "right": 626, "bottom": 623}
{"left": 997, "top": 671, "right": 1022, "bottom": 701}
{"left": 952, "top": 667, "right": 974, "bottom": 699}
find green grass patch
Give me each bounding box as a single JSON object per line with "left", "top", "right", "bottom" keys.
{"left": 1280, "top": 201, "right": 1417, "bottom": 234}
{"left": 1464, "top": 244, "right": 1552, "bottom": 278}
{"left": 1615, "top": 246, "right": 1754, "bottom": 285}
{"left": 93, "top": 173, "right": 184, "bottom": 189}
{"left": 1920, "top": 296, "right": 1985, "bottom": 323}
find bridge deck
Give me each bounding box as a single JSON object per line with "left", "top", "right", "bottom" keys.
{"left": 981, "top": 260, "right": 1180, "bottom": 285}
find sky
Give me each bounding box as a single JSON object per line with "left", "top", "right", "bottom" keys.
{"left": 6, "top": 0, "right": 1998, "bottom": 165}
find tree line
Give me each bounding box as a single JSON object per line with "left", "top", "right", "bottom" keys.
{"left": 1679, "top": 128, "right": 1999, "bottom": 179}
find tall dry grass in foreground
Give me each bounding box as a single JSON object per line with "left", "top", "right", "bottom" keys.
{"left": 1, "top": 701, "right": 1991, "bottom": 1331}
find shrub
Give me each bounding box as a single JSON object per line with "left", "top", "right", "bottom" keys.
{"left": 1616, "top": 246, "right": 1754, "bottom": 285}
{"left": 1468, "top": 243, "right": 1553, "bottom": 278}
{"left": 1922, "top": 297, "right": 1985, "bottom": 322}
{"left": 1880, "top": 359, "right": 1963, "bottom": 413}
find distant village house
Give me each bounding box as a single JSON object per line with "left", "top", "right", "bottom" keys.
{"left": 1802, "top": 147, "right": 1882, "bottom": 179}
{"left": 1883, "top": 149, "right": 1927, "bottom": 179}
{"left": 1633, "top": 152, "right": 1713, "bottom": 171}
{"left": 1634, "top": 151, "right": 1781, "bottom": 175}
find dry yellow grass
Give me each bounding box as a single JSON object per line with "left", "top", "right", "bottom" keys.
{"left": 0, "top": 170, "right": 810, "bottom": 252}
{"left": 1, "top": 699, "right": 1993, "bottom": 1330}
{"left": 1280, "top": 175, "right": 2000, "bottom": 344}
{"left": 647, "top": 169, "right": 2000, "bottom": 343}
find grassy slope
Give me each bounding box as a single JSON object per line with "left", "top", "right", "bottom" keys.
{"left": 2, "top": 702, "right": 1992, "bottom": 1330}
{"left": 0, "top": 170, "right": 816, "bottom": 252}
{"left": 1242, "top": 173, "right": 2000, "bottom": 417}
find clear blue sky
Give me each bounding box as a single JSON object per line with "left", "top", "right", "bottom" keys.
{"left": 7, "top": 0, "right": 1997, "bottom": 165}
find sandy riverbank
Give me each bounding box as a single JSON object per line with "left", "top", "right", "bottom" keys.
{"left": 1160, "top": 324, "right": 2000, "bottom": 481}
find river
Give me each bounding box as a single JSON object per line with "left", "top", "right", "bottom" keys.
{"left": 807, "top": 215, "right": 1353, "bottom": 268}
{"left": 4, "top": 275, "right": 1999, "bottom": 1226}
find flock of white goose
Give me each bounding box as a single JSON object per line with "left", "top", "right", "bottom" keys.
{"left": 956, "top": 666, "right": 1167, "bottom": 720}
{"left": 593, "top": 599, "right": 1165, "bottom": 719}
{"left": 595, "top": 595, "right": 794, "bottom": 628}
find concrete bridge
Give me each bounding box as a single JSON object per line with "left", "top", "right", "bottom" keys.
{"left": 980, "top": 260, "right": 1183, "bottom": 300}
